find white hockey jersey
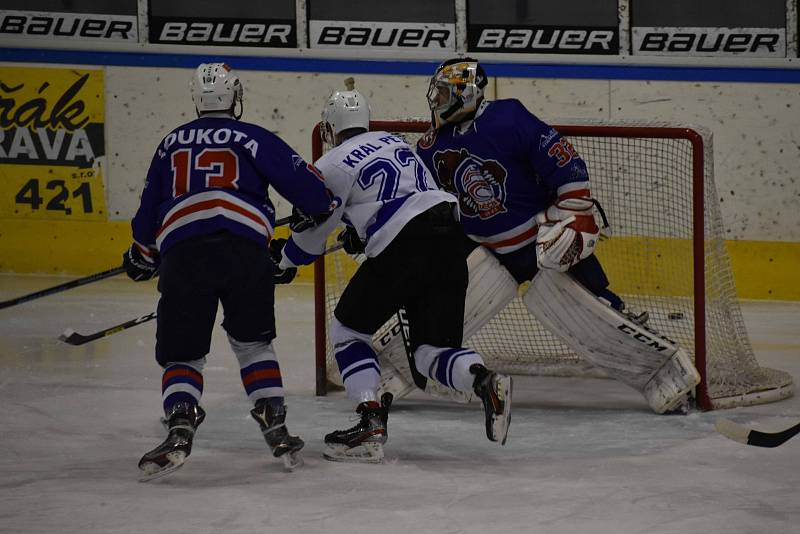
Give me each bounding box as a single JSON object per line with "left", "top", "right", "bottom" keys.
{"left": 279, "top": 130, "right": 456, "bottom": 266}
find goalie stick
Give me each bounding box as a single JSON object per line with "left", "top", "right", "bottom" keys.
{"left": 715, "top": 418, "right": 800, "bottom": 448}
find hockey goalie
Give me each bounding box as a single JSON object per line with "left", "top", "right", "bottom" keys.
{"left": 375, "top": 57, "right": 701, "bottom": 414}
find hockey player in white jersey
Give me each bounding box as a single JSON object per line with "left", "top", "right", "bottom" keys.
{"left": 270, "top": 87, "right": 512, "bottom": 463}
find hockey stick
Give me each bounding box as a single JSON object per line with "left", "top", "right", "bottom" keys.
{"left": 395, "top": 307, "right": 428, "bottom": 390}
{"left": 59, "top": 311, "right": 158, "bottom": 346}
{"left": 0, "top": 266, "right": 126, "bottom": 310}
{"left": 59, "top": 239, "right": 342, "bottom": 346}
{"left": 715, "top": 418, "right": 800, "bottom": 448}
{"left": 1, "top": 215, "right": 299, "bottom": 312}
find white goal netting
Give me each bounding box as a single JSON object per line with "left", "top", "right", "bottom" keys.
{"left": 313, "top": 120, "right": 793, "bottom": 410}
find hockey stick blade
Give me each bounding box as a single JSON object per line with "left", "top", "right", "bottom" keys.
{"left": 0, "top": 266, "right": 126, "bottom": 310}
{"left": 59, "top": 312, "right": 157, "bottom": 346}
{"left": 715, "top": 418, "right": 800, "bottom": 448}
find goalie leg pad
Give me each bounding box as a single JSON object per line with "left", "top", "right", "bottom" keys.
{"left": 523, "top": 269, "right": 699, "bottom": 412}
{"left": 376, "top": 246, "right": 517, "bottom": 403}
{"left": 643, "top": 347, "right": 700, "bottom": 414}
{"left": 462, "top": 246, "right": 519, "bottom": 339}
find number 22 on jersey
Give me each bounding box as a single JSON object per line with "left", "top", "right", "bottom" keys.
{"left": 171, "top": 148, "right": 240, "bottom": 197}
{"left": 357, "top": 147, "right": 429, "bottom": 202}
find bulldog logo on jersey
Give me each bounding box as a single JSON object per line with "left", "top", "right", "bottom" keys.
{"left": 433, "top": 148, "right": 507, "bottom": 219}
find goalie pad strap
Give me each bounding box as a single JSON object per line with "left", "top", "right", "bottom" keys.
{"left": 523, "top": 269, "right": 677, "bottom": 391}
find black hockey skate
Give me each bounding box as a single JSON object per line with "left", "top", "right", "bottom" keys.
{"left": 138, "top": 402, "right": 205, "bottom": 482}
{"left": 250, "top": 399, "right": 305, "bottom": 470}
{"left": 324, "top": 393, "right": 392, "bottom": 464}
{"left": 471, "top": 364, "right": 512, "bottom": 445}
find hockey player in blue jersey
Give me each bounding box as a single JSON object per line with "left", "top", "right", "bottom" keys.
{"left": 269, "top": 86, "right": 512, "bottom": 463}
{"left": 125, "top": 63, "right": 335, "bottom": 480}
{"left": 401, "top": 58, "right": 700, "bottom": 415}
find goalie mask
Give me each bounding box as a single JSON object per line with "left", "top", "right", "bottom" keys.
{"left": 190, "top": 63, "right": 243, "bottom": 118}
{"left": 427, "top": 58, "right": 488, "bottom": 129}
{"left": 321, "top": 89, "right": 370, "bottom": 146}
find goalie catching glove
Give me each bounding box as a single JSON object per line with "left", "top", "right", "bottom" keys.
{"left": 535, "top": 198, "right": 602, "bottom": 272}
{"left": 123, "top": 243, "right": 159, "bottom": 281}
{"left": 268, "top": 238, "right": 297, "bottom": 284}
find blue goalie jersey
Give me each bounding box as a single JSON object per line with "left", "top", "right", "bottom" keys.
{"left": 415, "top": 98, "right": 591, "bottom": 255}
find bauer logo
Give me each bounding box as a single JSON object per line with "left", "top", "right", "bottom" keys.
{"left": 469, "top": 25, "right": 618, "bottom": 54}
{"left": 310, "top": 21, "right": 455, "bottom": 50}
{"left": 149, "top": 17, "right": 295, "bottom": 47}
{"left": 0, "top": 10, "right": 137, "bottom": 41}
{"left": 632, "top": 27, "right": 786, "bottom": 57}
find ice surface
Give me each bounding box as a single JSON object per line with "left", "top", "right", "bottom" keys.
{"left": 0, "top": 273, "right": 798, "bottom": 534}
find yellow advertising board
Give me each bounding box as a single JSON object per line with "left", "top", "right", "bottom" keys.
{"left": 0, "top": 66, "right": 107, "bottom": 221}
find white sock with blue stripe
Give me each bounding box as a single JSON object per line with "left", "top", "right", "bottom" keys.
{"left": 414, "top": 344, "right": 484, "bottom": 394}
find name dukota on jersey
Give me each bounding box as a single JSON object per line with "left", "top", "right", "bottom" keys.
{"left": 415, "top": 98, "right": 591, "bottom": 255}
{"left": 280, "top": 130, "right": 455, "bottom": 265}
{"left": 132, "top": 115, "right": 332, "bottom": 259}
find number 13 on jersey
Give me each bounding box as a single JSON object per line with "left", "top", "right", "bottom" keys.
{"left": 170, "top": 148, "right": 239, "bottom": 197}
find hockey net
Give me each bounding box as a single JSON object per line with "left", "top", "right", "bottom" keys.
{"left": 311, "top": 119, "right": 793, "bottom": 411}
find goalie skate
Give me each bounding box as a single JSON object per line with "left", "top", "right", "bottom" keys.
{"left": 471, "top": 365, "right": 513, "bottom": 445}
{"left": 324, "top": 393, "right": 392, "bottom": 464}
{"left": 139, "top": 402, "right": 205, "bottom": 482}
{"left": 250, "top": 399, "right": 305, "bottom": 470}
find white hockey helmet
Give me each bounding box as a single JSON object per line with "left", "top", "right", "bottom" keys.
{"left": 321, "top": 88, "right": 370, "bottom": 146}
{"left": 190, "top": 63, "right": 243, "bottom": 116}
{"left": 427, "top": 58, "right": 488, "bottom": 128}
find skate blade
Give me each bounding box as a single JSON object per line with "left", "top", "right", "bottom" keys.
{"left": 138, "top": 451, "right": 186, "bottom": 482}
{"left": 493, "top": 375, "right": 513, "bottom": 446}
{"left": 323, "top": 442, "right": 384, "bottom": 464}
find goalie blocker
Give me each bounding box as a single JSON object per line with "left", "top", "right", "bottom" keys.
{"left": 378, "top": 247, "right": 700, "bottom": 414}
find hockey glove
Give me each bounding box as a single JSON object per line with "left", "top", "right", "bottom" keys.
{"left": 123, "top": 244, "right": 159, "bottom": 281}
{"left": 268, "top": 238, "right": 297, "bottom": 284}
{"left": 289, "top": 206, "right": 332, "bottom": 233}
{"left": 337, "top": 226, "right": 365, "bottom": 255}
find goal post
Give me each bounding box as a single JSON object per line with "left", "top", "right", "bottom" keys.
{"left": 311, "top": 119, "right": 794, "bottom": 411}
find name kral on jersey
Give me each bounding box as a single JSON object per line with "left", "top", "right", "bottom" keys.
{"left": 341, "top": 135, "right": 405, "bottom": 168}
{"left": 311, "top": 21, "right": 455, "bottom": 49}
{"left": 470, "top": 26, "right": 617, "bottom": 54}
{"left": 633, "top": 27, "right": 785, "bottom": 57}
{"left": 0, "top": 11, "right": 137, "bottom": 41}
{"left": 159, "top": 128, "right": 260, "bottom": 159}
{"left": 150, "top": 18, "right": 294, "bottom": 46}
